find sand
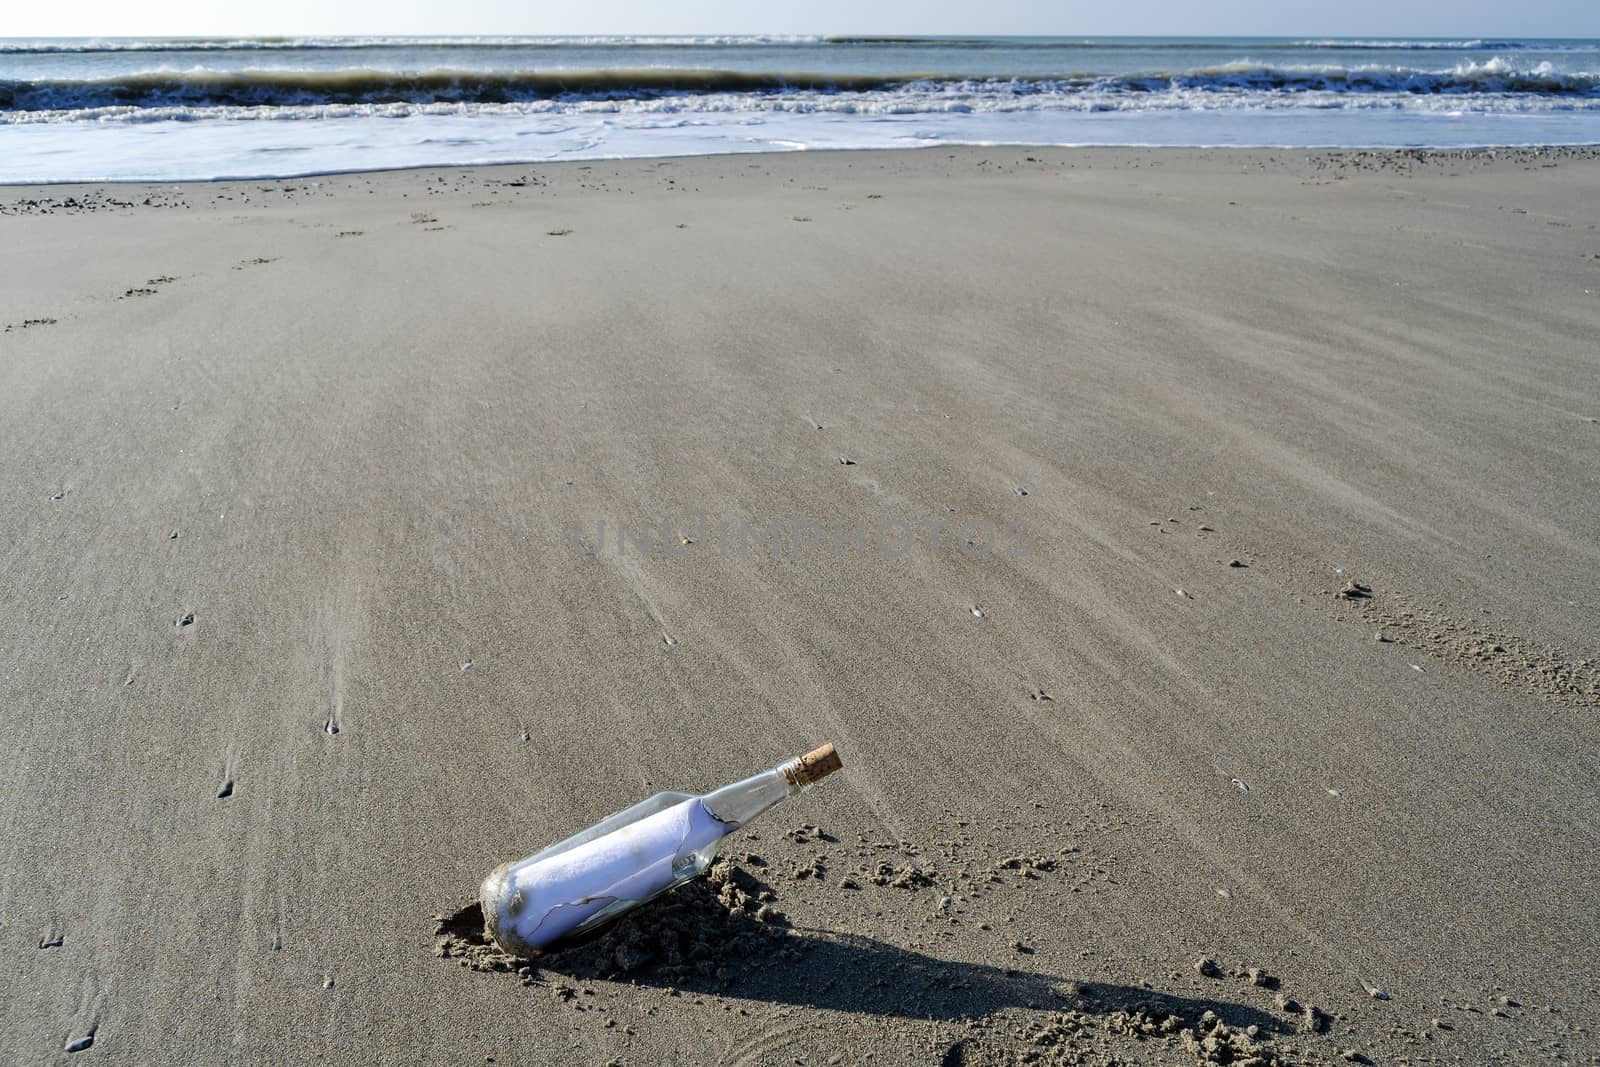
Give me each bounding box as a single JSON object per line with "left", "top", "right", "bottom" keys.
{"left": 2, "top": 146, "right": 1598, "bottom": 1066}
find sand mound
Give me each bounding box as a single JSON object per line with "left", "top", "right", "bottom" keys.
{"left": 433, "top": 858, "right": 792, "bottom": 986}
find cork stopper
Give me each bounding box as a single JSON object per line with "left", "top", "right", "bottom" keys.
{"left": 787, "top": 743, "right": 843, "bottom": 787}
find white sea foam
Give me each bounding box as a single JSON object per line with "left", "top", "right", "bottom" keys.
{"left": 4, "top": 101, "right": 1598, "bottom": 186}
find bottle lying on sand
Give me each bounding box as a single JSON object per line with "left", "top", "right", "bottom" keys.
{"left": 479, "top": 743, "right": 844, "bottom": 957}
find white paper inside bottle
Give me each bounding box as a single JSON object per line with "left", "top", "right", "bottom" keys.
{"left": 497, "top": 796, "right": 727, "bottom": 950}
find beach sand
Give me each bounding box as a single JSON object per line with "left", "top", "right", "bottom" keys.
{"left": 2, "top": 146, "right": 1597, "bottom": 1065}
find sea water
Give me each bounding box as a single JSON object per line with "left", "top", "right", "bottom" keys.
{"left": 3, "top": 35, "right": 1599, "bottom": 183}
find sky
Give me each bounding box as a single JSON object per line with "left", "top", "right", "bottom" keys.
{"left": 6, "top": 0, "right": 1599, "bottom": 39}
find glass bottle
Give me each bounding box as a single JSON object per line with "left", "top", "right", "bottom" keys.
{"left": 479, "top": 743, "right": 843, "bottom": 956}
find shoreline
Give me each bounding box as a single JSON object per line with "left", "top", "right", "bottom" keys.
{"left": 6, "top": 140, "right": 1600, "bottom": 190}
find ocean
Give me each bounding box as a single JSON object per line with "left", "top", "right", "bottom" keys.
{"left": 3, "top": 34, "right": 1599, "bottom": 183}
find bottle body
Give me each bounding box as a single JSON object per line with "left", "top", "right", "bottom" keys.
{"left": 480, "top": 794, "right": 728, "bottom": 955}
{"left": 480, "top": 744, "right": 841, "bottom": 956}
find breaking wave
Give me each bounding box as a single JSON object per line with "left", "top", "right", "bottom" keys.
{"left": 4, "top": 60, "right": 1598, "bottom": 114}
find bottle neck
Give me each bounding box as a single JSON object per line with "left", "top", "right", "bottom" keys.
{"left": 699, "top": 760, "right": 804, "bottom": 828}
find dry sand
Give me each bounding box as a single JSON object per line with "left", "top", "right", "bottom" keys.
{"left": 2, "top": 146, "right": 1598, "bottom": 1066}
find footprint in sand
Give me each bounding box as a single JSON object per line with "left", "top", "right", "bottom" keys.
{"left": 409, "top": 211, "right": 437, "bottom": 225}
{"left": 336, "top": 230, "right": 364, "bottom": 238}
{"left": 233, "top": 257, "right": 278, "bottom": 270}
{"left": 3, "top": 317, "right": 57, "bottom": 333}
{"left": 64, "top": 977, "right": 104, "bottom": 1054}
{"left": 120, "top": 276, "right": 177, "bottom": 299}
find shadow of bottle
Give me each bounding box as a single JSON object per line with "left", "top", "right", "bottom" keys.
{"left": 452, "top": 862, "right": 1282, "bottom": 1036}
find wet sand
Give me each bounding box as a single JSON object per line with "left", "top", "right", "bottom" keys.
{"left": 2, "top": 146, "right": 1598, "bottom": 1066}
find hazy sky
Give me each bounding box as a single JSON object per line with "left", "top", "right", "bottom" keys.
{"left": 8, "top": 0, "right": 1598, "bottom": 39}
